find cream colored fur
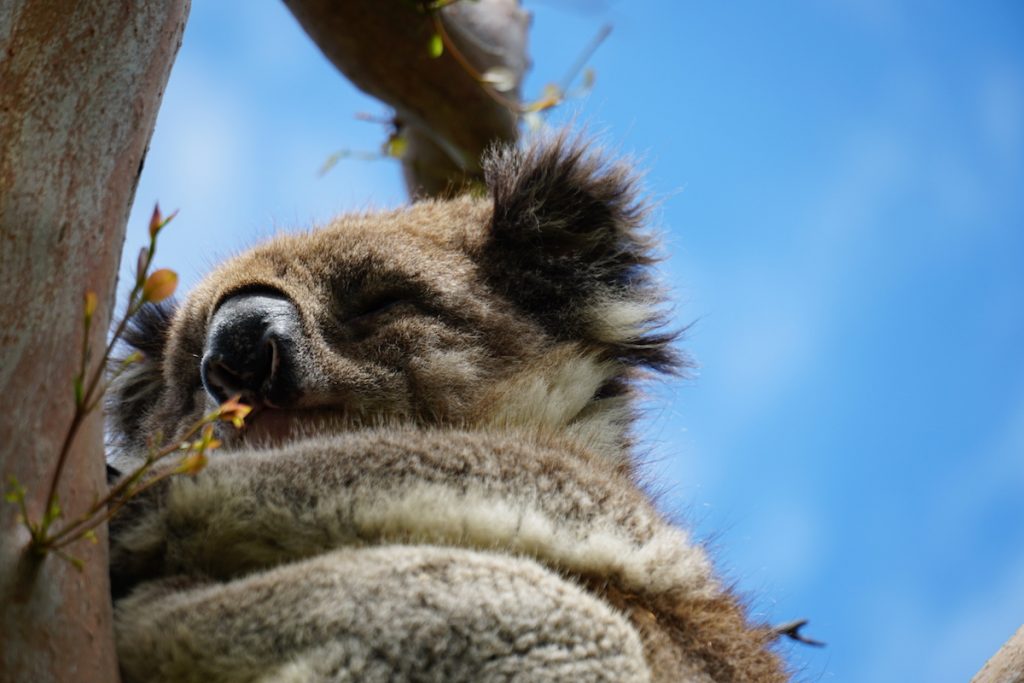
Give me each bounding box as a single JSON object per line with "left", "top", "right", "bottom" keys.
{"left": 117, "top": 545, "right": 651, "bottom": 683}
{"left": 112, "top": 429, "right": 714, "bottom": 600}
{"left": 111, "top": 425, "right": 782, "bottom": 682}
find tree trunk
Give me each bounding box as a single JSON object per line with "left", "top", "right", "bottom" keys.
{"left": 0, "top": 2, "right": 189, "bottom": 681}
{"left": 972, "top": 626, "right": 1024, "bottom": 683}
{"left": 283, "top": 0, "right": 529, "bottom": 197}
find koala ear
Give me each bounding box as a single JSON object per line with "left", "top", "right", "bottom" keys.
{"left": 483, "top": 134, "right": 681, "bottom": 373}
{"left": 106, "top": 300, "right": 177, "bottom": 448}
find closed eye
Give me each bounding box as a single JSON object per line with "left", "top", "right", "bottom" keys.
{"left": 345, "top": 290, "right": 414, "bottom": 324}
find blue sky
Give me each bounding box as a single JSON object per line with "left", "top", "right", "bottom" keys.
{"left": 125, "top": 2, "right": 1024, "bottom": 680}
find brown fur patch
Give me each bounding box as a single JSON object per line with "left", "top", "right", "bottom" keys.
{"left": 580, "top": 575, "right": 789, "bottom": 683}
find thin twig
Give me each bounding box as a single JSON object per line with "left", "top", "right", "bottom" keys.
{"left": 770, "top": 619, "right": 825, "bottom": 647}
{"left": 43, "top": 410, "right": 212, "bottom": 548}
{"left": 42, "top": 242, "right": 152, "bottom": 528}
{"left": 558, "top": 23, "right": 611, "bottom": 93}
{"left": 431, "top": 12, "right": 526, "bottom": 113}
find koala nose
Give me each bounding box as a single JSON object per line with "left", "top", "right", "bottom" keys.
{"left": 201, "top": 292, "right": 301, "bottom": 406}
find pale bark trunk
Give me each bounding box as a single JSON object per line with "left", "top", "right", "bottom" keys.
{"left": 283, "top": 0, "right": 529, "bottom": 198}
{"left": 972, "top": 626, "right": 1024, "bottom": 683}
{"left": 0, "top": 2, "right": 189, "bottom": 681}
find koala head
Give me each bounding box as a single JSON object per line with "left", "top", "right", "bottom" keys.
{"left": 107, "top": 136, "right": 684, "bottom": 470}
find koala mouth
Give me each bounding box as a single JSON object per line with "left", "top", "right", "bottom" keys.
{"left": 235, "top": 406, "right": 348, "bottom": 448}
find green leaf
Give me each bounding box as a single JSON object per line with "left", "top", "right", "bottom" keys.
{"left": 5, "top": 476, "right": 25, "bottom": 503}
{"left": 384, "top": 135, "right": 407, "bottom": 159}
{"left": 428, "top": 33, "right": 443, "bottom": 58}
{"left": 46, "top": 497, "right": 62, "bottom": 524}
{"left": 148, "top": 204, "right": 179, "bottom": 238}
{"left": 56, "top": 551, "right": 85, "bottom": 571}
{"left": 141, "top": 268, "right": 178, "bottom": 303}
{"left": 83, "top": 291, "right": 97, "bottom": 320}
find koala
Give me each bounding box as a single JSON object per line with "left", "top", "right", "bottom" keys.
{"left": 106, "top": 135, "right": 789, "bottom": 683}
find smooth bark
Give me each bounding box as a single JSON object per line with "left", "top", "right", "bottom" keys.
{"left": 283, "top": 0, "right": 529, "bottom": 197}
{"left": 0, "top": 2, "right": 189, "bottom": 681}
{"left": 973, "top": 626, "right": 1024, "bottom": 683}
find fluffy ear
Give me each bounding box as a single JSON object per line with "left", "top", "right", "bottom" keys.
{"left": 106, "top": 300, "right": 177, "bottom": 450}
{"left": 482, "top": 134, "right": 681, "bottom": 374}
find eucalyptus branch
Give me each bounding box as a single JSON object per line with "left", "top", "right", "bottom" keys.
{"left": 428, "top": 8, "right": 609, "bottom": 115}
{"left": 0, "top": 204, "right": 243, "bottom": 570}
{"left": 41, "top": 399, "right": 248, "bottom": 553}
{"left": 39, "top": 206, "right": 178, "bottom": 539}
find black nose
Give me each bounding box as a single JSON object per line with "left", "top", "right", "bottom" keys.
{"left": 201, "top": 292, "right": 301, "bottom": 406}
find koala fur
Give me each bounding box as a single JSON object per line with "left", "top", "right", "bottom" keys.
{"left": 107, "top": 135, "right": 789, "bottom": 682}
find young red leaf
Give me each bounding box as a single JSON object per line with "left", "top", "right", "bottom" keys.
{"left": 193, "top": 423, "right": 222, "bottom": 451}
{"left": 148, "top": 203, "right": 179, "bottom": 238}
{"left": 218, "top": 396, "right": 252, "bottom": 429}
{"left": 177, "top": 451, "right": 209, "bottom": 476}
{"left": 149, "top": 204, "right": 163, "bottom": 238}
{"left": 136, "top": 246, "right": 150, "bottom": 286}
{"left": 142, "top": 269, "right": 178, "bottom": 303}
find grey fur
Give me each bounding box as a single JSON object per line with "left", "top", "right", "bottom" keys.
{"left": 109, "top": 135, "right": 787, "bottom": 682}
